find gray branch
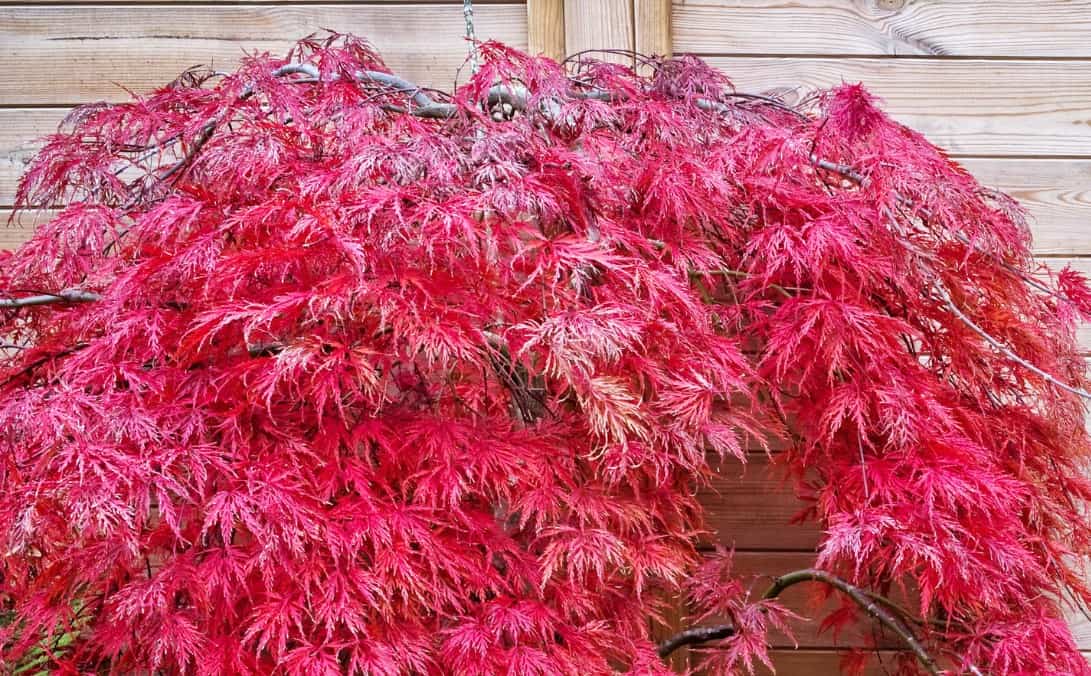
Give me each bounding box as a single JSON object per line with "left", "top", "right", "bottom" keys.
{"left": 657, "top": 623, "right": 734, "bottom": 658}
{"left": 273, "top": 63, "right": 441, "bottom": 112}
{"left": 0, "top": 290, "right": 101, "bottom": 309}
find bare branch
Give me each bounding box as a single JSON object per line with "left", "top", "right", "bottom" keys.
{"left": 0, "top": 290, "right": 101, "bottom": 310}
{"left": 157, "top": 121, "right": 216, "bottom": 184}
{"left": 657, "top": 623, "right": 735, "bottom": 658}
{"left": 762, "top": 568, "right": 941, "bottom": 676}
{"left": 657, "top": 568, "right": 950, "bottom": 671}
{"left": 697, "top": 95, "right": 807, "bottom": 120}
{"left": 809, "top": 155, "right": 867, "bottom": 183}
{"left": 272, "top": 62, "right": 787, "bottom": 123}
{"left": 273, "top": 63, "right": 441, "bottom": 111}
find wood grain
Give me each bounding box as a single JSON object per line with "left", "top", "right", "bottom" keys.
{"left": 1049, "top": 259, "right": 1091, "bottom": 351}
{"left": 635, "top": 0, "right": 672, "bottom": 58}
{"left": 0, "top": 4, "right": 527, "bottom": 105}
{"left": 0, "top": 209, "right": 57, "bottom": 250}
{"left": 759, "top": 650, "right": 934, "bottom": 676}
{"left": 0, "top": 109, "right": 68, "bottom": 209}
{"left": 16, "top": 1, "right": 527, "bottom": 3}
{"left": 672, "top": 0, "right": 1091, "bottom": 58}
{"left": 961, "top": 158, "right": 1091, "bottom": 256}
{"left": 759, "top": 651, "right": 1091, "bottom": 675}
{"left": 527, "top": 0, "right": 566, "bottom": 60}
{"left": 702, "top": 57, "right": 1091, "bottom": 157}
{"left": 698, "top": 454, "right": 820, "bottom": 551}
{"left": 563, "top": 0, "right": 633, "bottom": 65}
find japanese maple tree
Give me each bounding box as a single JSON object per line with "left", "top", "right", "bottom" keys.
{"left": 2, "top": 34, "right": 1091, "bottom": 674}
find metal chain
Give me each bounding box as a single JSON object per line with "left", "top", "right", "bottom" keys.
{"left": 463, "top": 0, "right": 479, "bottom": 74}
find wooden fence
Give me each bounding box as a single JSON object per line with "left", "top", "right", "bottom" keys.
{"left": 2, "top": 1, "right": 1090, "bottom": 672}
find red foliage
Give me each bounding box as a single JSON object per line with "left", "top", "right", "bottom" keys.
{"left": 2, "top": 34, "right": 1091, "bottom": 674}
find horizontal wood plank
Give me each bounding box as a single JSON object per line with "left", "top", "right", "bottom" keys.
{"left": 0, "top": 109, "right": 68, "bottom": 209}
{"left": 703, "top": 57, "right": 1091, "bottom": 157}
{"left": 0, "top": 209, "right": 56, "bottom": 250}
{"left": 0, "top": 4, "right": 527, "bottom": 105}
{"left": 16, "top": 1, "right": 524, "bottom": 3}
{"left": 1056, "top": 259, "right": 1091, "bottom": 351}
{"left": 672, "top": 0, "right": 1091, "bottom": 58}
{"left": 759, "top": 650, "right": 926, "bottom": 676}
{"left": 961, "top": 158, "right": 1091, "bottom": 256}
{"left": 699, "top": 454, "right": 818, "bottom": 551}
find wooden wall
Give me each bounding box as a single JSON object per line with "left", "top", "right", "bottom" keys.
{"left": 3, "top": 1, "right": 1091, "bottom": 673}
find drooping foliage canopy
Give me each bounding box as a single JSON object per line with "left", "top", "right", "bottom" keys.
{"left": 3, "top": 34, "right": 1091, "bottom": 675}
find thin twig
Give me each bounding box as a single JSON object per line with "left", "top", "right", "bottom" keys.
{"left": 688, "top": 268, "right": 796, "bottom": 299}
{"left": 811, "top": 155, "right": 1091, "bottom": 402}
{"left": 157, "top": 121, "right": 216, "bottom": 184}
{"left": 936, "top": 284, "right": 1091, "bottom": 400}
{"left": 858, "top": 430, "right": 870, "bottom": 498}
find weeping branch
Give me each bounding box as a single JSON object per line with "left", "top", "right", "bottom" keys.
{"left": 272, "top": 64, "right": 439, "bottom": 111}
{"left": 808, "top": 157, "right": 1091, "bottom": 402}
{"left": 656, "top": 568, "right": 944, "bottom": 673}
{"left": 761, "top": 569, "right": 942, "bottom": 676}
